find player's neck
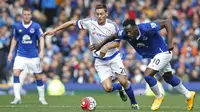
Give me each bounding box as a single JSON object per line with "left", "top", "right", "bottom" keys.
{"left": 98, "top": 21, "right": 106, "bottom": 26}
{"left": 23, "top": 21, "right": 31, "bottom": 25}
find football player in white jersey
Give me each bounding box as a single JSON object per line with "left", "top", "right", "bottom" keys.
{"left": 44, "top": 4, "right": 139, "bottom": 109}
{"left": 8, "top": 7, "right": 48, "bottom": 105}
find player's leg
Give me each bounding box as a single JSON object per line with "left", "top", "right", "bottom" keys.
{"left": 95, "top": 60, "right": 123, "bottom": 93}
{"left": 29, "top": 57, "right": 47, "bottom": 105}
{"left": 10, "top": 56, "right": 24, "bottom": 104}
{"left": 162, "top": 70, "right": 195, "bottom": 110}
{"left": 146, "top": 51, "right": 173, "bottom": 110}
{"left": 117, "top": 75, "right": 139, "bottom": 109}
{"left": 110, "top": 54, "right": 138, "bottom": 109}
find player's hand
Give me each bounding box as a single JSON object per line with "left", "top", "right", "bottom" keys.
{"left": 43, "top": 29, "right": 56, "bottom": 37}
{"left": 168, "top": 47, "right": 173, "bottom": 54}
{"left": 8, "top": 53, "right": 12, "bottom": 62}
{"left": 89, "top": 44, "right": 101, "bottom": 52}
{"left": 39, "top": 50, "right": 45, "bottom": 60}
{"left": 99, "top": 46, "right": 108, "bottom": 58}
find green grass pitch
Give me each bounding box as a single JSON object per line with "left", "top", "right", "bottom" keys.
{"left": 0, "top": 93, "right": 199, "bottom": 112}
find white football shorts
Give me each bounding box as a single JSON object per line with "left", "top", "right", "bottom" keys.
{"left": 13, "top": 56, "right": 42, "bottom": 74}
{"left": 94, "top": 53, "right": 127, "bottom": 83}
{"left": 147, "top": 51, "right": 172, "bottom": 76}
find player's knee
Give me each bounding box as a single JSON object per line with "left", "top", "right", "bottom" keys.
{"left": 13, "top": 70, "right": 21, "bottom": 76}
{"left": 103, "top": 85, "right": 112, "bottom": 93}
{"left": 162, "top": 72, "right": 172, "bottom": 82}
{"left": 163, "top": 72, "right": 180, "bottom": 86}
{"left": 119, "top": 80, "right": 128, "bottom": 88}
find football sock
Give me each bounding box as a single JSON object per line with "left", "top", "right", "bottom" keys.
{"left": 164, "top": 75, "right": 191, "bottom": 99}
{"left": 112, "top": 83, "right": 122, "bottom": 92}
{"left": 36, "top": 79, "right": 45, "bottom": 101}
{"left": 13, "top": 76, "right": 21, "bottom": 100}
{"left": 144, "top": 76, "right": 162, "bottom": 98}
{"left": 150, "top": 83, "right": 163, "bottom": 98}
{"left": 124, "top": 82, "right": 137, "bottom": 104}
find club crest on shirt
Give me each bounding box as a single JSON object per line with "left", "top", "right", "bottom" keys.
{"left": 30, "top": 28, "right": 35, "bottom": 33}
{"left": 19, "top": 29, "right": 22, "bottom": 33}
{"left": 142, "top": 36, "right": 148, "bottom": 40}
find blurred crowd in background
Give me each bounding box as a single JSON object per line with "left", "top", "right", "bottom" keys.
{"left": 0, "top": 0, "right": 200, "bottom": 85}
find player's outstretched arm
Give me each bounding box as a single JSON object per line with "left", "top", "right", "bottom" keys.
{"left": 156, "top": 19, "right": 173, "bottom": 52}
{"left": 8, "top": 37, "right": 17, "bottom": 62}
{"left": 43, "top": 20, "right": 77, "bottom": 36}
{"left": 89, "top": 33, "right": 118, "bottom": 52}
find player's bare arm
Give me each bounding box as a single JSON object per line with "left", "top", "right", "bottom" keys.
{"left": 99, "top": 41, "right": 120, "bottom": 58}
{"left": 8, "top": 37, "right": 17, "bottom": 62}
{"left": 89, "top": 33, "right": 118, "bottom": 52}
{"left": 44, "top": 20, "right": 77, "bottom": 36}
{"left": 155, "top": 19, "right": 173, "bottom": 52}
{"left": 39, "top": 36, "right": 45, "bottom": 59}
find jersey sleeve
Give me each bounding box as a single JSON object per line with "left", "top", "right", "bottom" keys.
{"left": 112, "top": 21, "right": 120, "bottom": 42}
{"left": 117, "top": 29, "right": 125, "bottom": 40}
{"left": 36, "top": 24, "right": 43, "bottom": 38}
{"left": 146, "top": 21, "right": 161, "bottom": 32}
{"left": 13, "top": 25, "right": 18, "bottom": 38}
{"left": 76, "top": 18, "right": 91, "bottom": 30}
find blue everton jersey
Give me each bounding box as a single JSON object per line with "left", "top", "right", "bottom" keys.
{"left": 13, "top": 21, "right": 43, "bottom": 58}
{"left": 118, "top": 22, "right": 168, "bottom": 58}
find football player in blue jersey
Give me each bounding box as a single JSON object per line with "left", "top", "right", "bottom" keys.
{"left": 8, "top": 7, "right": 48, "bottom": 105}
{"left": 89, "top": 19, "right": 195, "bottom": 111}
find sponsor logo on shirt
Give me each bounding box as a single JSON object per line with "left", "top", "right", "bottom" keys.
{"left": 22, "top": 35, "right": 32, "bottom": 44}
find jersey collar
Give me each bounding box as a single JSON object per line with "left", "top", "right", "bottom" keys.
{"left": 22, "top": 20, "right": 32, "bottom": 29}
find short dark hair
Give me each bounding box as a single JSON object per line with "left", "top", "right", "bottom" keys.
{"left": 95, "top": 4, "right": 107, "bottom": 12}
{"left": 122, "top": 19, "right": 136, "bottom": 28}
{"left": 23, "top": 7, "right": 31, "bottom": 12}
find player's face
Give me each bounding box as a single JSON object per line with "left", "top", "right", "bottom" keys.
{"left": 124, "top": 27, "right": 135, "bottom": 38}
{"left": 95, "top": 9, "right": 107, "bottom": 25}
{"left": 22, "top": 10, "right": 32, "bottom": 24}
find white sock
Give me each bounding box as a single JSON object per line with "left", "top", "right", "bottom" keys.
{"left": 151, "top": 83, "right": 163, "bottom": 98}
{"left": 173, "top": 82, "right": 191, "bottom": 99}
{"left": 13, "top": 83, "right": 21, "bottom": 100}
{"left": 37, "top": 85, "right": 45, "bottom": 101}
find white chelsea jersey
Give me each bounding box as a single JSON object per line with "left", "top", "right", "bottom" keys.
{"left": 76, "top": 18, "right": 120, "bottom": 59}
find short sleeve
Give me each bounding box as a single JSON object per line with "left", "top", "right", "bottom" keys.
{"left": 13, "top": 25, "right": 17, "bottom": 38}
{"left": 117, "top": 29, "right": 125, "bottom": 40}
{"left": 37, "top": 24, "right": 43, "bottom": 38}
{"left": 76, "top": 18, "right": 91, "bottom": 30}
{"left": 147, "top": 21, "right": 161, "bottom": 31}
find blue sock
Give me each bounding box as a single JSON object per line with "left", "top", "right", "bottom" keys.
{"left": 112, "top": 83, "right": 122, "bottom": 92}
{"left": 36, "top": 79, "right": 44, "bottom": 86}
{"left": 144, "top": 76, "right": 157, "bottom": 87}
{"left": 125, "top": 83, "right": 137, "bottom": 104}
{"left": 164, "top": 75, "right": 180, "bottom": 87}
{"left": 14, "top": 76, "right": 20, "bottom": 83}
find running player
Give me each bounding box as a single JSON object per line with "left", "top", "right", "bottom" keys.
{"left": 89, "top": 19, "right": 195, "bottom": 111}
{"left": 44, "top": 4, "right": 139, "bottom": 109}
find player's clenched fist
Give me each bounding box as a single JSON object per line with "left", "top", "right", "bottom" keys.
{"left": 8, "top": 53, "right": 12, "bottom": 62}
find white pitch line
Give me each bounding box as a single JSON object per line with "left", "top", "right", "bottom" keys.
{"left": 0, "top": 105, "right": 199, "bottom": 109}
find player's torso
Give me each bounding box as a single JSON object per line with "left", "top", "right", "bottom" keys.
{"left": 16, "top": 22, "right": 38, "bottom": 48}
{"left": 127, "top": 28, "right": 168, "bottom": 58}
{"left": 88, "top": 19, "right": 117, "bottom": 44}
{"left": 88, "top": 19, "right": 119, "bottom": 58}
{"left": 15, "top": 21, "right": 40, "bottom": 58}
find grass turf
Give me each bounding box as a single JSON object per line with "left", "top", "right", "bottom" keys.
{"left": 0, "top": 93, "right": 199, "bottom": 112}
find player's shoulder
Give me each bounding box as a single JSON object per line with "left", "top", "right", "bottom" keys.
{"left": 14, "top": 21, "right": 22, "bottom": 28}
{"left": 106, "top": 19, "right": 118, "bottom": 26}
{"left": 32, "top": 21, "right": 40, "bottom": 27}
{"left": 81, "top": 18, "right": 96, "bottom": 22}
{"left": 137, "top": 22, "right": 152, "bottom": 32}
